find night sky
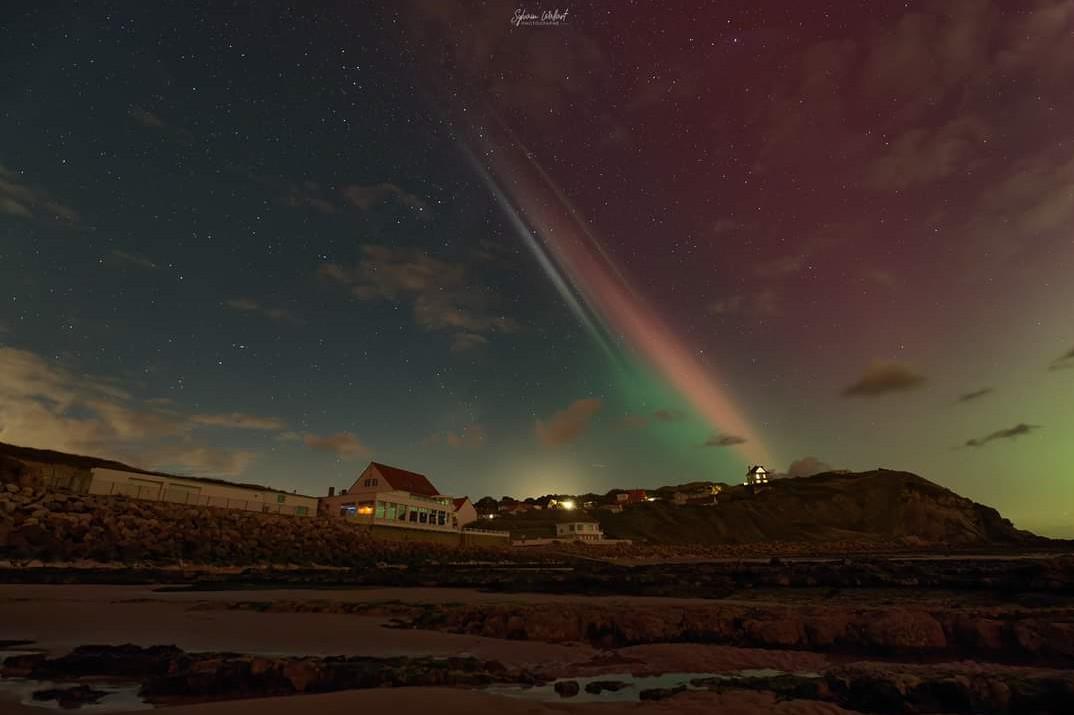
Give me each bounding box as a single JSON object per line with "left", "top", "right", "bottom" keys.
{"left": 2, "top": 1, "right": 1072, "bottom": 536}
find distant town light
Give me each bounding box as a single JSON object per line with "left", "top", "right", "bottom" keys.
{"left": 561, "top": 499, "right": 576, "bottom": 511}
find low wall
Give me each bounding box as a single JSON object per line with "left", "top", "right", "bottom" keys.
{"left": 461, "top": 529, "right": 512, "bottom": 548}
{"left": 368, "top": 523, "right": 461, "bottom": 546}
{"left": 0, "top": 485, "right": 515, "bottom": 566}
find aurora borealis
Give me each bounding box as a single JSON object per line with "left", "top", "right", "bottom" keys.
{"left": 1, "top": 2, "right": 1072, "bottom": 536}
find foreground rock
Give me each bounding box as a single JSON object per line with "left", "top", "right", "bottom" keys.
{"left": 2, "top": 644, "right": 532, "bottom": 702}
{"left": 234, "top": 596, "right": 1074, "bottom": 666}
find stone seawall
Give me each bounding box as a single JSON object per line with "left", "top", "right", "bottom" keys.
{"left": 0, "top": 485, "right": 510, "bottom": 566}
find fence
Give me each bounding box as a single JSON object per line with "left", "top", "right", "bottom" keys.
{"left": 43, "top": 473, "right": 313, "bottom": 517}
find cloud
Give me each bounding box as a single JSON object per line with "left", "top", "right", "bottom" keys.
{"left": 283, "top": 181, "right": 337, "bottom": 214}
{"left": 134, "top": 445, "right": 257, "bottom": 478}
{"left": 702, "top": 433, "right": 747, "bottom": 448}
{"left": 109, "top": 250, "right": 158, "bottom": 270}
{"left": 303, "top": 432, "right": 370, "bottom": 460}
{"left": 451, "top": 332, "right": 489, "bottom": 353}
{"left": 0, "top": 347, "right": 262, "bottom": 476}
{"left": 341, "top": 183, "right": 431, "bottom": 217}
{"left": 965, "top": 423, "right": 1041, "bottom": 448}
{"left": 1050, "top": 346, "right": 1074, "bottom": 371}
{"left": 867, "top": 116, "right": 989, "bottom": 190}
{"left": 129, "top": 107, "right": 166, "bottom": 129}
{"left": 620, "top": 408, "right": 686, "bottom": 430}
{"left": 536, "top": 398, "right": 602, "bottom": 447}
{"left": 190, "top": 413, "right": 287, "bottom": 431}
{"left": 956, "top": 387, "right": 994, "bottom": 403}
{"left": 711, "top": 218, "right": 741, "bottom": 236}
{"left": 427, "top": 423, "right": 486, "bottom": 449}
{"left": 620, "top": 414, "right": 650, "bottom": 430}
{"left": 786, "top": 456, "right": 834, "bottom": 478}
{"left": 320, "top": 245, "right": 518, "bottom": 349}
{"left": 0, "top": 164, "right": 78, "bottom": 223}
{"left": 708, "top": 289, "right": 780, "bottom": 318}
{"left": 842, "top": 361, "right": 927, "bottom": 397}
{"left": 225, "top": 298, "right": 300, "bottom": 323}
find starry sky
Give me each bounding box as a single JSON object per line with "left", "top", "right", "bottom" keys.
{"left": 2, "top": 1, "right": 1072, "bottom": 536}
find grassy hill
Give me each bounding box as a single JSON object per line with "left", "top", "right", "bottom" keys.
{"left": 596, "top": 470, "right": 1041, "bottom": 546}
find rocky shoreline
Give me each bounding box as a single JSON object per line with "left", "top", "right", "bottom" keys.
{"left": 4, "top": 643, "right": 1074, "bottom": 713}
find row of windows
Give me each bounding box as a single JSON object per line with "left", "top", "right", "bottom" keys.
{"left": 362, "top": 477, "right": 380, "bottom": 487}
{"left": 375, "top": 501, "right": 448, "bottom": 527}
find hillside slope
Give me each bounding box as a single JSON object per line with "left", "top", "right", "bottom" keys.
{"left": 599, "top": 470, "right": 1041, "bottom": 546}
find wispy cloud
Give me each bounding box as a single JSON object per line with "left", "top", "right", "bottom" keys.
{"left": 842, "top": 361, "right": 927, "bottom": 397}
{"left": 0, "top": 164, "right": 78, "bottom": 224}
{"left": 109, "top": 250, "right": 158, "bottom": 270}
{"left": 0, "top": 347, "right": 271, "bottom": 476}
{"left": 965, "top": 423, "right": 1041, "bottom": 448}
{"left": 225, "top": 298, "right": 300, "bottom": 323}
{"left": 341, "top": 183, "right": 431, "bottom": 218}
{"left": 956, "top": 387, "right": 994, "bottom": 403}
{"left": 303, "top": 432, "right": 370, "bottom": 460}
{"left": 786, "top": 456, "right": 834, "bottom": 477}
{"left": 320, "top": 245, "right": 518, "bottom": 350}
{"left": 1050, "top": 347, "right": 1074, "bottom": 371}
{"left": 537, "top": 398, "right": 602, "bottom": 447}
{"left": 702, "top": 433, "right": 747, "bottom": 447}
{"left": 427, "top": 423, "right": 486, "bottom": 449}
{"left": 190, "top": 413, "right": 287, "bottom": 431}
{"left": 619, "top": 408, "right": 686, "bottom": 430}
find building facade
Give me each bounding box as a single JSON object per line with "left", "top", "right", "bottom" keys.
{"left": 88, "top": 467, "right": 317, "bottom": 516}
{"left": 320, "top": 462, "right": 483, "bottom": 533}
{"left": 746, "top": 465, "right": 770, "bottom": 486}
{"left": 555, "top": 521, "right": 604, "bottom": 542}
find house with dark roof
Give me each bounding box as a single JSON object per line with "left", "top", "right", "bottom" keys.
{"left": 319, "top": 462, "right": 468, "bottom": 532}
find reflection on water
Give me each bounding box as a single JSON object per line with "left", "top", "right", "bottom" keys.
{"left": 0, "top": 678, "right": 151, "bottom": 711}
{"left": 486, "top": 669, "right": 822, "bottom": 703}
{"left": 0, "top": 650, "right": 151, "bottom": 712}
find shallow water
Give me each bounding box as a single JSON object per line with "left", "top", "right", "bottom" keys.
{"left": 486, "top": 669, "right": 821, "bottom": 703}
{"left": 0, "top": 650, "right": 151, "bottom": 713}
{"left": 0, "top": 677, "right": 151, "bottom": 711}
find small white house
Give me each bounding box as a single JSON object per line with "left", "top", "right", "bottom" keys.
{"left": 555, "top": 521, "right": 604, "bottom": 542}
{"left": 746, "top": 465, "right": 770, "bottom": 486}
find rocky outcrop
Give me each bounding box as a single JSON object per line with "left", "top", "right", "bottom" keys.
{"left": 600, "top": 470, "right": 1045, "bottom": 546}
{"left": 374, "top": 600, "right": 1074, "bottom": 665}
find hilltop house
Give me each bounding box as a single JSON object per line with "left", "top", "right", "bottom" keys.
{"left": 746, "top": 465, "right": 770, "bottom": 486}
{"left": 615, "top": 489, "right": 647, "bottom": 505}
{"left": 554, "top": 521, "right": 604, "bottom": 542}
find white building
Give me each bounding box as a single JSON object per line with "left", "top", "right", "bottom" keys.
{"left": 746, "top": 465, "right": 770, "bottom": 486}
{"left": 320, "top": 462, "right": 473, "bottom": 533}
{"left": 88, "top": 467, "right": 317, "bottom": 516}
{"left": 555, "top": 521, "right": 604, "bottom": 542}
